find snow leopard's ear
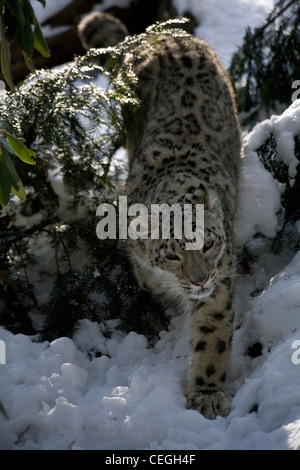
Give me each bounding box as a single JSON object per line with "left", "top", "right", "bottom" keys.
{"left": 198, "top": 183, "right": 222, "bottom": 215}
{"left": 198, "top": 183, "right": 211, "bottom": 207}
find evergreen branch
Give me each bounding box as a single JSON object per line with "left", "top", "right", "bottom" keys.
{"left": 0, "top": 18, "right": 195, "bottom": 339}
{"left": 1, "top": 217, "right": 58, "bottom": 247}
{"left": 251, "top": 0, "right": 297, "bottom": 39}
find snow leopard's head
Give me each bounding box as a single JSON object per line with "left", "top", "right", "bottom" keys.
{"left": 127, "top": 187, "right": 230, "bottom": 305}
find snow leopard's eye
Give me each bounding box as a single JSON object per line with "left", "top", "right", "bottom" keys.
{"left": 165, "top": 253, "right": 180, "bottom": 261}
{"left": 203, "top": 239, "right": 215, "bottom": 253}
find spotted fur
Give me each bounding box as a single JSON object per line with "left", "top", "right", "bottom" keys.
{"left": 79, "top": 12, "right": 242, "bottom": 419}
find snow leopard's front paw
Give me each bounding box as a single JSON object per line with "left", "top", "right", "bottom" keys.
{"left": 186, "top": 389, "right": 232, "bottom": 419}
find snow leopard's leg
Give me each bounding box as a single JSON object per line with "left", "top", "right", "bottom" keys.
{"left": 186, "top": 282, "right": 234, "bottom": 419}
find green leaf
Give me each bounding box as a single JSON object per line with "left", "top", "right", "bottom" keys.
{"left": 3, "top": 149, "right": 26, "bottom": 202}
{"left": 33, "top": 19, "right": 50, "bottom": 58}
{"left": 0, "top": 137, "right": 15, "bottom": 155}
{"left": 18, "top": 0, "right": 51, "bottom": 58}
{"left": 3, "top": 7, "right": 22, "bottom": 43}
{"left": 21, "top": 0, "right": 35, "bottom": 25}
{"left": 17, "top": 23, "right": 34, "bottom": 57}
{"left": 4, "top": 0, "right": 26, "bottom": 27}
{"left": 6, "top": 134, "right": 36, "bottom": 164}
{"left": 0, "top": 15, "right": 14, "bottom": 90}
{"left": 0, "top": 149, "right": 12, "bottom": 207}
{"left": 0, "top": 148, "right": 26, "bottom": 207}
{"left": 22, "top": 49, "right": 36, "bottom": 73}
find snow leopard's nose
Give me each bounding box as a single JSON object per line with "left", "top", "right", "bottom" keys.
{"left": 194, "top": 279, "right": 208, "bottom": 287}
{"left": 185, "top": 251, "right": 208, "bottom": 286}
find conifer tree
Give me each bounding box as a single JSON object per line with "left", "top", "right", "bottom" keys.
{"left": 229, "top": 0, "right": 300, "bottom": 122}
{"left": 229, "top": 0, "right": 300, "bottom": 260}
{"left": 0, "top": 19, "right": 188, "bottom": 340}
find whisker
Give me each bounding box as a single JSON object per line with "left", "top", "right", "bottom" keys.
{"left": 218, "top": 260, "right": 241, "bottom": 272}
{"left": 217, "top": 265, "right": 239, "bottom": 276}
{"left": 218, "top": 260, "right": 240, "bottom": 269}
{"left": 218, "top": 273, "right": 240, "bottom": 278}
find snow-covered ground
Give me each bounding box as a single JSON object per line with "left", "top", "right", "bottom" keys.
{"left": 2, "top": 0, "right": 300, "bottom": 451}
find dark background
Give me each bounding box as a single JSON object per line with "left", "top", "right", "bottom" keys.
{"left": 9, "top": 0, "right": 198, "bottom": 85}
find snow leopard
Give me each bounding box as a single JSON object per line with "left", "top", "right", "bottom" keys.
{"left": 78, "top": 12, "right": 242, "bottom": 419}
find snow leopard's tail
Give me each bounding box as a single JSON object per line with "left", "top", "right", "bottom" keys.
{"left": 78, "top": 11, "right": 128, "bottom": 51}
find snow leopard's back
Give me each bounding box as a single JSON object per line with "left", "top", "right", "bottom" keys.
{"left": 123, "top": 33, "right": 241, "bottom": 210}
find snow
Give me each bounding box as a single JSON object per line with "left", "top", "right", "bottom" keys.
{"left": 2, "top": 252, "right": 300, "bottom": 450}
{"left": 236, "top": 142, "right": 281, "bottom": 241}
{"left": 237, "top": 99, "right": 300, "bottom": 242}
{"left": 271, "top": 100, "right": 300, "bottom": 178}
{"left": 174, "top": 0, "right": 274, "bottom": 68}
{"left": 2, "top": 0, "right": 300, "bottom": 452}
